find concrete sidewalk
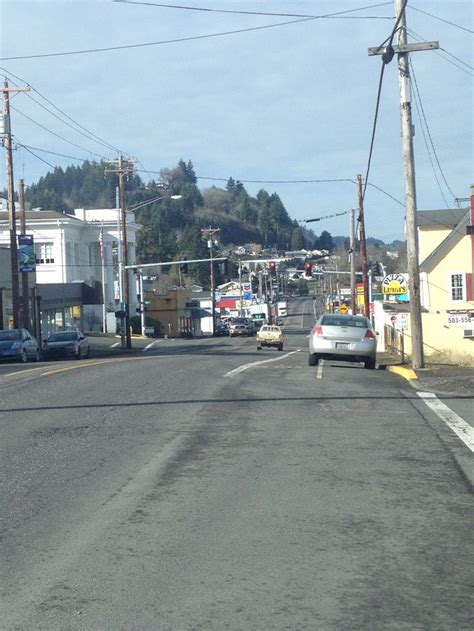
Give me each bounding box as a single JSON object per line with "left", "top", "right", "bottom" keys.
{"left": 379, "top": 353, "right": 474, "bottom": 396}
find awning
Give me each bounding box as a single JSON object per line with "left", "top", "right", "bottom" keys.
{"left": 190, "top": 308, "right": 213, "bottom": 319}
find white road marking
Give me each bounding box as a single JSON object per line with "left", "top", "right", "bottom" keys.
{"left": 224, "top": 351, "right": 298, "bottom": 378}
{"left": 316, "top": 360, "right": 324, "bottom": 379}
{"left": 143, "top": 340, "right": 163, "bottom": 352}
{"left": 110, "top": 342, "right": 120, "bottom": 348}
{"left": 417, "top": 392, "right": 474, "bottom": 452}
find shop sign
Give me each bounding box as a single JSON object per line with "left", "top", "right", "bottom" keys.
{"left": 382, "top": 274, "right": 407, "bottom": 295}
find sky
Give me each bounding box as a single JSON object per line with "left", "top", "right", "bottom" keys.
{"left": 0, "top": 0, "right": 472, "bottom": 242}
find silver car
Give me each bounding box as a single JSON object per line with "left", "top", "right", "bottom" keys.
{"left": 0, "top": 328, "right": 40, "bottom": 363}
{"left": 308, "top": 314, "right": 377, "bottom": 369}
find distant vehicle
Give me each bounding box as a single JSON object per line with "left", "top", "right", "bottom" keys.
{"left": 256, "top": 325, "right": 284, "bottom": 351}
{"left": 276, "top": 301, "right": 287, "bottom": 317}
{"left": 42, "top": 330, "right": 90, "bottom": 360}
{"left": 214, "top": 323, "right": 228, "bottom": 336}
{"left": 308, "top": 314, "right": 377, "bottom": 369}
{"left": 229, "top": 320, "right": 253, "bottom": 337}
{"left": 0, "top": 328, "right": 40, "bottom": 363}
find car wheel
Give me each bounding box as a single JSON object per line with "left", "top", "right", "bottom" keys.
{"left": 20, "top": 350, "right": 28, "bottom": 363}
{"left": 76, "top": 347, "right": 82, "bottom": 360}
{"left": 364, "top": 358, "right": 376, "bottom": 370}
{"left": 257, "top": 345, "right": 262, "bottom": 351}
{"left": 278, "top": 345, "right": 283, "bottom": 351}
{"left": 308, "top": 353, "right": 318, "bottom": 366}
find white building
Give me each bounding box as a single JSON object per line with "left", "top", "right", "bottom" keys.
{"left": 0, "top": 206, "right": 140, "bottom": 332}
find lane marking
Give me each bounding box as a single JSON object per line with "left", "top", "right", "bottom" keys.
{"left": 110, "top": 342, "right": 120, "bottom": 348}
{"left": 417, "top": 392, "right": 474, "bottom": 452}
{"left": 224, "top": 351, "right": 298, "bottom": 378}
{"left": 143, "top": 340, "right": 163, "bottom": 352}
{"left": 316, "top": 359, "right": 324, "bottom": 379}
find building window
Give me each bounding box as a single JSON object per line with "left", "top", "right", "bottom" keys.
{"left": 74, "top": 243, "right": 80, "bottom": 266}
{"left": 66, "top": 242, "right": 72, "bottom": 267}
{"left": 35, "top": 242, "right": 55, "bottom": 265}
{"left": 450, "top": 273, "right": 464, "bottom": 301}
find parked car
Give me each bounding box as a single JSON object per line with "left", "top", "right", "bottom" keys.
{"left": 0, "top": 328, "right": 40, "bottom": 363}
{"left": 256, "top": 325, "right": 284, "bottom": 351}
{"left": 308, "top": 314, "right": 377, "bottom": 369}
{"left": 42, "top": 330, "right": 90, "bottom": 360}
{"left": 214, "top": 322, "right": 229, "bottom": 336}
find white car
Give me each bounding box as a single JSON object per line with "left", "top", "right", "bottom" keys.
{"left": 308, "top": 314, "right": 377, "bottom": 369}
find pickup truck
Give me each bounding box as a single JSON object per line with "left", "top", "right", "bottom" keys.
{"left": 256, "top": 325, "right": 284, "bottom": 351}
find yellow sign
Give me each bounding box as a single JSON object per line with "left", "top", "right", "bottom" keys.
{"left": 382, "top": 274, "right": 407, "bottom": 295}
{"left": 339, "top": 304, "right": 349, "bottom": 314}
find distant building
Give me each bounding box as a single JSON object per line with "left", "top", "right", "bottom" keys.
{"left": 0, "top": 207, "right": 139, "bottom": 333}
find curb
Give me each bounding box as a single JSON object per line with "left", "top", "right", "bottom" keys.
{"left": 387, "top": 364, "right": 419, "bottom": 388}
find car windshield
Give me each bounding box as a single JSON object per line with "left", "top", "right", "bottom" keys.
{"left": 0, "top": 330, "right": 21, "bottom": 341}
{"left": 321, "top": 315, "right": 368, "bottom": 328}
{"left": 48, "top": 332, "right": 79, "bottom": 342}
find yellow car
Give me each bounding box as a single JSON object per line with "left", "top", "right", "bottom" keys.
{"left": 256, "top": 325, "right": 284, "bottom": 351}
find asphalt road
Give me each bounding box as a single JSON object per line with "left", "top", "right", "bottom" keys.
{"left": 1, "top": 298, "right": 472, "bottom": 630}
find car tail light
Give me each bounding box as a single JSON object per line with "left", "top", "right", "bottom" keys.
{"left": 312, "top": 325, "right": 323, "bottom": 335}
{"left": 364, "top": 329, "right": 376, "bottom": 339}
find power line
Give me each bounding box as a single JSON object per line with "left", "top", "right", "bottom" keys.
{"left": 113, "top": 0, "right": 394, "bottom": 19}
{"left": 409, "top": 58, "right": 458, "bottom": 201}
{"left": 15, "top": 143, "right": 91, "bottom": 163}
{"left": 303, "top": 210, "right": 351, "bottom": 223}
{"left": 362, "top": 0, "right": 409, "bottom": 201}
{"left": 15, "top": 141, "right": 56, "bottom": 169}
{"left": 408, "top": 4, "right": 474, "bottom": 34}
{"left": 1, "top": 67, "right": 124, "bottom": 154}
{"left": 0, "top": 6, "right": 395, "bottom": 62}
{"left": 10, "top": 105, "right": 107, "bottom": 159}
{"left": 407, "top": 29, "right": 473, "bottom": 76}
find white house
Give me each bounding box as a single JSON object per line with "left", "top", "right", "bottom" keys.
{"left": 0, "top": 206, "right": 140, "bottom": 332}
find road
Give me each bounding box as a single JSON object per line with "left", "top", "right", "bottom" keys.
{"left": 1, "top": 298, "right": 472, "bottom": 630}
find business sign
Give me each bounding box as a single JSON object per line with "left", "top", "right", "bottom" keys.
{"left": 382, "top": 273, "right": 407, "bottom": 295}
{"left": 18, "top": 234, "right": 35, "bottom": 272}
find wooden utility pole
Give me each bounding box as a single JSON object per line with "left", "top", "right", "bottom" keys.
{"left": 368, "top": 1, "right": 438, "bottom": 368}
{"left": 349, "top": 208, "right": 357, "bottom": 315}
{"left": 2, "top": 80, "right": 30, "bottom": 328}
{"left": 105, "top": 156, "right": 135, "bottom": 349}
{"left": 357, "top": 175, "right": 370, "bottom": 318}
{"left": 18, "top": 179, "right": 30, "bottom": 330}
{"left": 201, "top": 227, "right": 220, "bottom": 335}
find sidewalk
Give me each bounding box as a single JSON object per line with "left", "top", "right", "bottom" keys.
{"left": 378, "top": 353, "right": 474, "bottom": 396}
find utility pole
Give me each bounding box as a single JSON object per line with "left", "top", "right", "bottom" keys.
{"left": 368, "top": 2, "right": 438, "bottom": 368}
{"left": 201, "top": 227, "right": 220, "bottom": 335}
{"left": 357, "top": 175, "right": 370, "bottom": 318}
{"left": 349, "top": 208, "right": 357, "bottom": 315}
{"left": 105, "top": 156, "right": 135, "bottom": 349}
{"left": 2, "top": 80, "right": 30, "bottom": 328}
{"left": 18, "top": 179, "right": 30, "bottom": 330}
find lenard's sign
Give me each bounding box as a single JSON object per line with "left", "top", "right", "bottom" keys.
{"left": 382, "top": 273, "right": 407, "bottom": 295}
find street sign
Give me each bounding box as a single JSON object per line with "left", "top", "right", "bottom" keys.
{"left": 339, "top": 304, "right": 349, "bottom": 314}
{"left": 382, "top": 274, "right": 407, "bottom": 295}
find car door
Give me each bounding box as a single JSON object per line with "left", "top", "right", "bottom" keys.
{"left": 21, "top": 330, "right": 34, "bottom": 359}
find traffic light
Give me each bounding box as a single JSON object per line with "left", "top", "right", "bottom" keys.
{"left": 269, "top": 261, "right": 276, "bottom": 275}
{"left": 180, "top": 262, "right": 188, "bottom": 274}
{"left": 220, "top": 259, "right": 229, "bottom": 276}
{"left": 304, "top": 262, "right": 312, "bottom": 278}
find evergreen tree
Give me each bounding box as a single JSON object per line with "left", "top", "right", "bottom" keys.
{"left": 290, "top": 226, "right": 304, "bottom": 250}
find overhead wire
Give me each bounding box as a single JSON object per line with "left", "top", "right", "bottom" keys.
{"left": 0, "top": 4, "right": 394, "bottom": 62}
{"left": 408, "top": 4, "right": 474, "bottom": 34}
{"left": 362, "top": 0, "right": 409, "bottom": 202}
{"left": 406, "top": 29, "right": 473, "bottom": 76}
{"left": 1, "top": 67, "right": 124, "bottom": 154}
{"left": 409, "top": 57, "right": 458, "bottom": 205}
{"left": 112, "top": 0, "right": 394, "bottom": 19}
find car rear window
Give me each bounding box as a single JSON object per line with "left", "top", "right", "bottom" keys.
{"left": 0, "top": 330, "right": 21, "bottom": 341}
{"left": 49, "top": 332, "right": 78, "bottom": 341}
{"left": 321, "top": 316, "right": 368, "bottom": 328}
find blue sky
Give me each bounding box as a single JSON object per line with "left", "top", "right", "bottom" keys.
{"left": 0, "top": 0, "right": 472, "bottom": 241}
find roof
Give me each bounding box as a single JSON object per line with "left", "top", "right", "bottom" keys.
{"left": 0, "top": 210, "right": 82, "bottom": 223}
{"left": 420, "top": 210, "right": 470, "bottom": 273}
{"left": 417, "top": 208, "right": 468, "bottom": 229}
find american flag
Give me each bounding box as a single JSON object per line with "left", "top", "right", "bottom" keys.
{"left": 98, "top": 225, "right": 104, "bottom": 259}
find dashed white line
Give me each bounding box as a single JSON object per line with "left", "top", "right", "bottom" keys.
{"left": 417, "top": 392, "right": 474, "bottom": 452}
{"left": 110, "top": 342, "right": 120, "bottom": 348}
{"left": 316, "top": 360, "right": 324, "bottom": 379}
{"left": 224, "top": 351, "right": 298, "bottom": 378}
{"left": 143, "top": 340, "right": 163, "bottom": 352}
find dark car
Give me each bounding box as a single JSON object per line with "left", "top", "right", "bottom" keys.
{"left": 214, "top": 323, "right": 228, "bottom": 336}
{"left": 42, "top": 330, "right": 90, "bottom": 360}
{"left": 0, "top": 328, "right": 40, "bottom": 363}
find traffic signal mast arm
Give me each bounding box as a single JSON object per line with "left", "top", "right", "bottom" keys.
{"left": 124, "top": 257, "right": 227, "bottom": 270}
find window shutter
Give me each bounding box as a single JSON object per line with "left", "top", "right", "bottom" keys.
{"left": 466, "top": 273, "right": 473, "bottom": 301}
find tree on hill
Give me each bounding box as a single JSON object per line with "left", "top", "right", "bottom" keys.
{"left": 290, "top": 225, "right": 304, "bottom": 250}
